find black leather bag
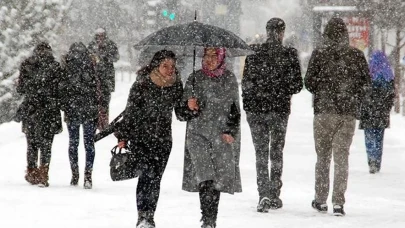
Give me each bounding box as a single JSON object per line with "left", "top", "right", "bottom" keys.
{"left": 109, "top": 145, "right": 140, "bottom": 181}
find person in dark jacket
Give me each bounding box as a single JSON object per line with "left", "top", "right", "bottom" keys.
{"left": 242, "top": 18, "right": 303, "bottom": 212}
{"left": 304, "top": 17, "right": 371, "bottom": 216}
{"left": 359, "top": 50, "right": 395, "bottom": 174}
{"left": 60, "top": 42, "right": 99, "bottom": 189}
{"left": 16, "top": 42, "right": 62, "bottom": 187}
{"left": 182, "top": 47, "right": 241, "bottom": 228}
{"left": 88, "top": 28, "right": 119, "bottom": 131}
{"left": 115, "top": 50, "right": 184, "bottom": 228}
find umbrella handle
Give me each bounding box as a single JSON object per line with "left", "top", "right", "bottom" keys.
{"left": 192, "top": 46, "right": 196, "bottom": 97}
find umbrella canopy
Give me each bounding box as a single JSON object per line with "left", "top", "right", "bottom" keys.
{"left": 134, "top": 21, "right": 254, "bottom": 57}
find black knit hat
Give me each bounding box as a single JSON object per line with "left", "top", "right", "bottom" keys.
{"left": 266, "top": 18, "right": 286, "bottom": 33}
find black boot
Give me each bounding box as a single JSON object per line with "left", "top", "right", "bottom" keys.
{"left": 70, "top": 168, "right": 79, "bottom": 186}
{"left": 269, "top": 180, "right": 283, "bottom": 209}
{"left": 84, "top": 169, "right": 92, "bottom": 189}
{"left": 333, "top": 205, "right": 346, "bottom": 216}
{"left": 199, "top": 181, "right": 219, "bottom": 228}
{"left": 369, "top": 160, "right": 378, "bottom": 174}
{"left": 136, "top": 211, "right": 155, "bottom": 228}
{"left": 257, "top": 197, "right": 271, "bottom": 213}
{"left": 312, "top": 200, "right": 328, "bottom": 213}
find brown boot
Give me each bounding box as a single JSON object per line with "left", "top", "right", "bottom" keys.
{"left": 25, "top": 167, "right": 40, "bottom": 185}
{"left": 38, "top": 165, "right": 49, "bottom": 187}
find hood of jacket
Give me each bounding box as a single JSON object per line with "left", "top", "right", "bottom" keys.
{"left": 323, "top": 18, "right": 350, "bottom": 47}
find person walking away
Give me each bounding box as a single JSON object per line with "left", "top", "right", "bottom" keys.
{"left": 60, "top": 42, "right": 99, "bottom": 189}
{"left": 304, "top": 17, "right": 371, "bottom": 216}
{"left": 242, "top": 18, "right": 303, "bottom": 212}
{"left": 88, "top": 28, "right": 119, "bottom": 130}
{"left": 182, "top": 47, "right": 242, "bottom": 228}
{"left": 359, "top": 50, "right": 395, "bottom": 174}
{"left": 16, "top": 42, "right": 63, "bottom": 187}
{"left": 114, "top": 50, "right": 185, "bottom": 228}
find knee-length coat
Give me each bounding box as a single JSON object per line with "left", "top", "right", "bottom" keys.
{"left": 182, "top": 69, "right": 242, "bottom": 194}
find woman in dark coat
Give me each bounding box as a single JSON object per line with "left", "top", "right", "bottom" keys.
{"left": 16, "top": 42, "right": 62, "bottom": 187}
{"left": 60, "top": 42, "right": 99, "bottom": 188}
{"left": 182, "top": 47, "right": 241, "bottom": 228}
{"left": 115, "top": 50, "right": 184, "bottom": 228}
{"left": 359, "top": 50, "right": 395, "bottom": 174}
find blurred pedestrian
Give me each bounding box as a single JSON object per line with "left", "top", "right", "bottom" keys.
{"left": 16, "top": 42, "right": 63, "bottom": 187}
{"left": 359, "top": 50, "right": 395, "bottom": 174}
{"left": 242, "top": 18, "right": 303, "bottom": 212}
{"left": 114, "top": 50, "right": 184, "bottom": 228}
{"left": 304, "top": 17, "right": 371, "bottom": 216}
{"left": 182, "top": 47, "right": 241, "bottom": 228}
{"left": 60, "top": 42, "right": 99, "bottom": 189}
{"left": 88, "top": 28, "right": 119, "bottom": 131}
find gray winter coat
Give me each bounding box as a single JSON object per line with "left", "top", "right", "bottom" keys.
{"left": 182, "top": 69, "right": 242, "bottom": 194}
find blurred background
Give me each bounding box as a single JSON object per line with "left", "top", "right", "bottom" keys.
{"left": 1, "top": 0, "right": 405, "bottom": 123}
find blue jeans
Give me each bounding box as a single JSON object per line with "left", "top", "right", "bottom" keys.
{"left": 67, "top": 119, "right": 97, "bottom": 171}
{"left": 364, "top": 128, "right": 385, "bottom": 167}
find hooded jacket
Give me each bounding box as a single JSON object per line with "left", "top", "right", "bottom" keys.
{"left": 359, "top": 51, "right": 395, "bottom": 129}
{"left": 304, "top": 18, "right": 371, "bottom": 118}
{"left": 60, "top": 42, "right": 99, "bottom": 123}
{"left": 16, "top": 43, "right": 62, "bottom": 137}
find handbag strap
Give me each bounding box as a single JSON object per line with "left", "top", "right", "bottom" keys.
{"left": 110, "top": 144, "right": 130, "bottom": 156}
{"left": 111, "top": 145, "right": 122, "bottom": 156}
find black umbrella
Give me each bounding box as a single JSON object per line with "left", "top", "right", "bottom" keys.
{"left": 134, "top": 16, "right": 253, "bottom": 98}
{"left": 134, "top": 21, "right": 254, "bottom": 57}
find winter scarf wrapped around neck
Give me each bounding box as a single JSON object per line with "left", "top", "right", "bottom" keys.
{"left": 202, "top": 48, "right": 226, "bottom": 78}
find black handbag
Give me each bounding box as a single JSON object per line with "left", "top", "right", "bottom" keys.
{"left": 109, "top": 145, "right": 140, "bottom": 181}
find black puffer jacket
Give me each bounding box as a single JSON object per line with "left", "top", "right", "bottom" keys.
{"left": 60, "top": 42, "right": 98, "bottom": 123}
{"left": 16, "top": 52, "right": 62, "bottom": 137}
{"left": 242, "top": 37, "right": 303, "bottom": 115}
{"left": 115, "top": 74, "right": 184, "bottom": 144}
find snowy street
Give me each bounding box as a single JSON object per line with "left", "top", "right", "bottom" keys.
{"left": 1, "top": 79, "right": 404, "bottom": 228}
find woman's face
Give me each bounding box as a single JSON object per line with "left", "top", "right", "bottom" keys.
{"left": 158, "top": 58, "right": 176, "bottom": 78}
{"left": 203, "top": 49, "right": 219, "bottom": 71}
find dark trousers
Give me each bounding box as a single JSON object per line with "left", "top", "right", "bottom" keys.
{"left": 67, "top": 119, "right": 97, "bottom": 171}
{"left": 199, "top": 180, "right": 220, "bottom": 226}
{"left": 364, "top": 128, "right": 385, "bottom": 168}
{"left": 246, "top": 112, "right": 289, "bottom": 200}
{"left": 136, "top": 139, "right": 172, "bottom": 223}
{"left": 26, "top": 132, "right": 54, "bottom": 168}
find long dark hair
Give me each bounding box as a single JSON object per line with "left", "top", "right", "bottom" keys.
{"left": 137, "top": 50, "right": 178, "bottom": 76}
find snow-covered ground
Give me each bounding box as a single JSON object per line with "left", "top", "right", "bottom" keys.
{"left": 1, "top": 78, "right": 405, "bottom": 228}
